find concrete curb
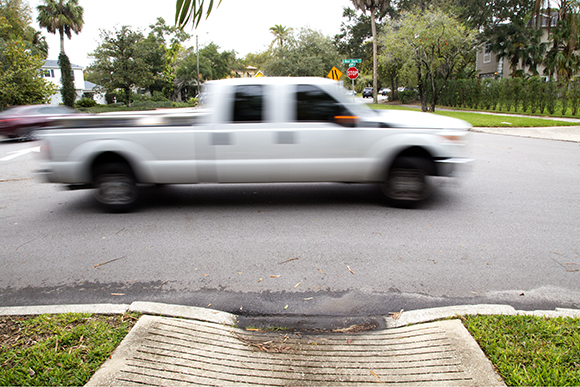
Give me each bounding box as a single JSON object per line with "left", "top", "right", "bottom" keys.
{"left": 128, "top": 301, "right": 238, "bottom": 326}
{"left": 1, "top": 302, "right": 579, "bottom": 328}
{"left": 0, "top": 303, "right": 131, "bottom": 316}
{"left": 385, "top": 304, "right": 580, "bottom": 328}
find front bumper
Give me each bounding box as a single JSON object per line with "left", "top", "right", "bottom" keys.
{"left": 435, "top": 157, "right": 474, "bottom": 177}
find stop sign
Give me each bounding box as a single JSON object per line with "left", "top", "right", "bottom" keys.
{"left": 347, "top": 67, "right": 359, "bottom": 80}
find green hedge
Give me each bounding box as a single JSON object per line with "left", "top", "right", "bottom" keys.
{"left": 439, "top": 77, "right": 580, "bottom": 116}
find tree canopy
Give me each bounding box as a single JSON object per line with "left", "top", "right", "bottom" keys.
{"left": 0, "top": 40, "right": 57, "bottom": 107}
{"left": 87, "top": 26, "right": 153, "bottom": 107}
{"left": 264, "top": 28, "right": 341, "bottom": 77}
{"left": 36, "top": 0, "right": 84, "bottom": 55}
{"left": 382, "top": 9, "right": 476, "bottom": 111}
{"left": 0, "top": 0, "right": 55, "bottom": 107}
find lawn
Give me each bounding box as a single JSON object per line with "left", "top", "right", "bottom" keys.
{"left": 0, "top": 313, "right": 138, "bottom": 386}
{"left": 370, "top": 104, "right": 580, "bottom": 127}
{"left": 1, "top": 312, "right": 579, "bottom": 386}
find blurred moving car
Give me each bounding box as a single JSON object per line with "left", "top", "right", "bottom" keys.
{"left": 362, "top": 87, "right": 373, "bottom": 98}
{"left": 0, "top": 105, "right": 79, "bottom": 141}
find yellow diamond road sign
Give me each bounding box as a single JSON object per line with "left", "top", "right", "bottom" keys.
{"left": 327, "top": 66, "right": 342, "bottom": 81}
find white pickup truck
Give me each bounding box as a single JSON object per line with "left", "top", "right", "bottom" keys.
{"left": 38, "top": 77, "right": 471, "bottom": 212}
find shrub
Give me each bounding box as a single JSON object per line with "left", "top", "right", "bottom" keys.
{"left": 75, "top": 97, "right": 97, "bottom": 108}
{"left": 399, "top": 89, "right": 418, "bottom": 104}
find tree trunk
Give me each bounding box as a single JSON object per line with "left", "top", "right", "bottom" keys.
{"left": 371, "top": 8, "right": 378, "bottom": 104}
{"left": 125, "top": 88, "right": 132, "bottom": 107}
{"left": 59, "top": 29, "right": 65, "bottom": 54}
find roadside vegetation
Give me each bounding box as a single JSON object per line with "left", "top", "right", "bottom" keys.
{"left": 0, "top": 313, "right": 138, "bottom": 386}
{"left": 463, "top": 314, "right": 580, "bottom": 386}
{"left": 371, "top": 104, "right": 580, "bottom": 127}
{"left": 1, "top": 312, "right": 579, "bottom": 386}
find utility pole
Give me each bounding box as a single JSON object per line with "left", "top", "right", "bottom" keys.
{"left": 196, "top": 35, "right": 200, "bottom": 96}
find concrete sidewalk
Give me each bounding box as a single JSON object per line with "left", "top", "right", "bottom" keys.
{"left": 3, "top": 302, "right": 580, "bottom": 386}
{"left": 472, "top": 126, "right": 580, "bottom": 142}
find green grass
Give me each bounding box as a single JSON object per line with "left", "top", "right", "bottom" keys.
{"left": 463, "top": 314, "right": 580, "bottom": 386}
{"left": 2, "top": 313, "right": 579, "bottom": 386}
{"left": 370, "top": 104, "right": 580, "bottom": 127}
{"left": 0, "top": 313, "right": 138, "bottom": 386}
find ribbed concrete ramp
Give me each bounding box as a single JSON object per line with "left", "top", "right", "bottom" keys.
{"left": 87, "top": 315, "right": 504, "bottom": 386}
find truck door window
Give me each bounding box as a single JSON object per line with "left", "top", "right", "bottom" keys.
{"left": 296, "top": 85, "right": 349, "bottom": 122}
{"left": 232, "top": 85, "right": 263, "bottom": 122}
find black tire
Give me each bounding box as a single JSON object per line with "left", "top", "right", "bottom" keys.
{"left": 94, "top": 163, "right": 139, "bottom": 213}
{"left": 16, "top": 126, "right": 38, "bottom": 142}
{"left": 381, "top": 157, "right": 432, "bottom": 207}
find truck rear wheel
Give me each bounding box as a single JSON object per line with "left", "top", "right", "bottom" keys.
{"left": 94, "top": 163, "right": 138, "bottom": 213}
{"left": 381, "top": 157, "right": 432, "bottom": 207}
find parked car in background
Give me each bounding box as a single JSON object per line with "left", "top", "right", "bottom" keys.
{"left": 380, "top": 88, "right": 391, "bottom": 96}
{"left": 0, "top": 105, "right": 79, "bottom": 141}
{"left": 362, "top": 87, "right": 373, "bottom": 98}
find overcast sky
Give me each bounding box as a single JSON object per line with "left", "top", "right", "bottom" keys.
{"left": 28, "top": 0, "right": 355, "bottom": 67}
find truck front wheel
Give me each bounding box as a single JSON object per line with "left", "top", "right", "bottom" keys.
{"left": 381, "top": 157, "right": 432, "bottom": 207}
{"left": 94, "top": 163, "right": 138, "bottom": 212}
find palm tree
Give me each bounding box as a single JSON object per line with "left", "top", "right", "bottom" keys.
{"left": 269, "top": 24, "right": 293, "bottom": 50}
{"left": 36, "top": 0, "right": 84, "bottom": 55}
{"left": 351, "top": 0, "right": 390, "bottom": 103}
{"left": 176, "top": 0, "right": 222, "bottom": 29}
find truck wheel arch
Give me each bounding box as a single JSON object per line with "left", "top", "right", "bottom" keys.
{"left": 90, "top": 152, "right": 138, "bottom": 184}
{"left": 380, "top": 146, "right": 436, "bottom": 207}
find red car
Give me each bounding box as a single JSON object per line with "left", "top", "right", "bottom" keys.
{"left": 0, "top": 105, "right": 79, "bottom": 141}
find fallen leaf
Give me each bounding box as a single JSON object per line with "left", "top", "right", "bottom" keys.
{"left": 370, "top": 370, "right": 380, "bottom": 379}
{"left": 258, "top": 278, "right": 263, "bottom": 283}
{"left": 207, "top": 303, "right": 211, "bottom": 307}
{"left": 347, "top": 265, "right": 355, "bottom": 275}
{"left": 202, "top": 273, "right": 208, "bottom": 277}
{"left": 389, "top": 309, "right": 404, "bottom": 320}
{"left": 284, "top": 305, "right": 289, "bottom": 310}
{"left": 238, "top": 272, "right": 243, "bottom": 275}
{"left": 294, "top": 281, "right": 302, "bottom": 288}
{"left": 279, "top": 257, "right": 299, "bottom": 264}
{"left": 318, "top": 268, "right": 327, "bottom": 275}
{"left": 92, "top": 256, "right": 126, "bottom": 269}
{"left": 271, "top": 275, "right": 280, "bottom": 278}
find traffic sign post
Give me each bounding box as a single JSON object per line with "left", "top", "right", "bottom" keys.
{"left": 343, "top": 60, "right": 361, "bottom": 102}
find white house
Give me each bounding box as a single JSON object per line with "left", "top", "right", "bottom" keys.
{"left": 41, "top": 60, "right": 106, "bottom": 105}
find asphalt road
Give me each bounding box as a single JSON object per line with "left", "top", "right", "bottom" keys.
{"left": 1, "top": 132, "right": 579, "bottom": 318}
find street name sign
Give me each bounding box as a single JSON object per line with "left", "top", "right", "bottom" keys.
{"left": 343, "top": 59, "right": 362, "bottom": 65}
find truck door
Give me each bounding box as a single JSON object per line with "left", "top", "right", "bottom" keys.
{"left": 267, "top": 84, "right": 360, "bottom": 182}
{"left": 211, "top": 84, "right": 276, "bottom": 183}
